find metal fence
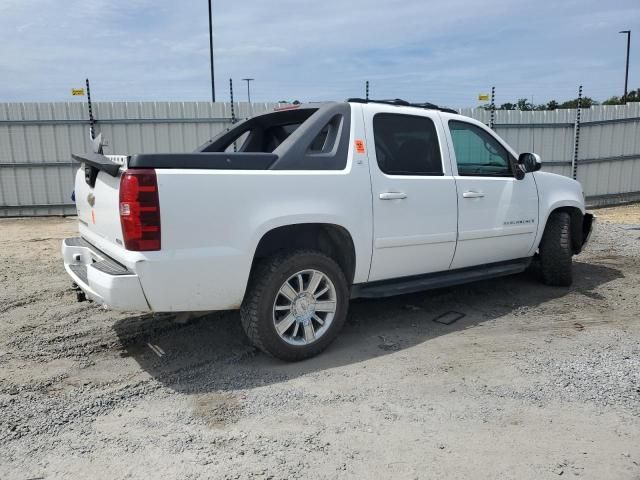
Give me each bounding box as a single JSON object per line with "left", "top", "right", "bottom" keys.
{"left": 461, "top": 103, "right": 640, "bottom": 206}
{"left": 0, "top": 101, "right": 278, "bottom": 216}
{"left": 1, "top": 101, "right": 639, "bottom": 216}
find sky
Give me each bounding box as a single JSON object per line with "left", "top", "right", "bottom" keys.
{"left": 0, "top": 0, "right": 638, "bottom": 108}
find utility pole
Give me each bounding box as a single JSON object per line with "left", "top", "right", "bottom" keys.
{"left": 208, "top": 0, "right": 216, "bottom": 102}
{"left": 620, "top": 30, "right": 631, "bottom": 104}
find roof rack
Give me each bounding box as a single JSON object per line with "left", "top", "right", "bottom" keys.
{"left": 347, "top": 98, "right": 458, "bottom": 114}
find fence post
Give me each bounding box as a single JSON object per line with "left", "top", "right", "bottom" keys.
{"left": 490, "top": 86, "right": 496, "bottom": 130}
{"left": 572, "top": 85, "right": 583, "bottom": 180}
{"left": 86, "top": 78, "right": 95, "bottom": 140}
{"left": 229, "top": 78, "right": 236, "bottom": 124}
{"left": 365, "top": 80, "right": 369, "bottom": 101}
{"left": 229, "top": 78, "right": 237, "bottom": 152}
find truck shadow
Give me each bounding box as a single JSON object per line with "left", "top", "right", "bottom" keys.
{"left": 113, "top": 261, "right": 622, "bottom": 394}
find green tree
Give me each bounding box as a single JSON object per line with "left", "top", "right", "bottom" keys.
{"left": 499, "top": 102, "right": 516, "bottom": 110}
{"left": 602, "top": 96, "right": 622, "bottom": 105}
{"left": 603, "top": 88, "right": 640, "bottom": 104}
{"left": 545, "top": 100, "right": 559, "bottom": 110}
{"left": 558, "top": 97, "right": 597, "bottom": 108}
{"left": 516, "top": 98, "right": 533, "bottom": 111}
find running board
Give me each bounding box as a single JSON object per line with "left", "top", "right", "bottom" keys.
{"left": 351, "top": 258, "right": 532, "bottom": 299}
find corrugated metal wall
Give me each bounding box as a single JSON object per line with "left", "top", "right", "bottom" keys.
{"left": 0, "top": 102, "right": 278, "bottom": 216}
{"left": 461, "top": 103, "right": 640, "bottom": 203}
{"left": 1, "top": 102, "right": 639, "bottom": 216}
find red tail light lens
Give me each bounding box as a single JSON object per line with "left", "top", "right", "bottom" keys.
{"left": 119, "top": 169, "right": 161, "bottom": 251}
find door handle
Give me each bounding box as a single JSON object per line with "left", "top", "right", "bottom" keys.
{"left": 379, "top": 192, "right": 408, "bottom": 200}
{"left": 462, "top": 191, "right": 485, "bottom": 198}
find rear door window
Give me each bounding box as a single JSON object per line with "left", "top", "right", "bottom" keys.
{"left": 373, "top": 113, "right": 443, "bottom": 176}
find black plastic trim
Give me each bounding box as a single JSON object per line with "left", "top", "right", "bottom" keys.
{"left": 69, "top": 264, "right": 88, "bottom": 285}
{"left": 348, "top": 98, "right": 458, "bottom": 114}
{"left": 270, "top": 103, "right": 351, "bottom": 170}
{"left": 351, "top": 258, "right": 532, "bottom": 299}
{"left": 71, "top": 153, "right": 121, "bottom": 177}
{"left": 128, "top": 153, "right": 278, "bottom": 170}
{"left": 581, "top": 213, "right": 594, "bottom": 248}
{"left": 194, "top": 102, "right": 351, "bottom": 171}
{"left": 64, "top": 237, "right": 131, "bottom": 276}
{"left": 196, "top": 106, "right": 319, "bottom": 153}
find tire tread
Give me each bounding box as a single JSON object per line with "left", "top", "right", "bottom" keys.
{"left": 240, "top": 250, "right": 348, "bottom": 361}
{"left": 539, "top": 211, "right": 573, "bottom": 286}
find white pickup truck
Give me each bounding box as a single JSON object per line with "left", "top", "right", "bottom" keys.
{"left": 63, "top": 99, "right": 593, "bottom": 360}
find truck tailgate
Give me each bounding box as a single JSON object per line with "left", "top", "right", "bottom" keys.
{"left": 73, "top": 154, "right": 126, "bottom": 249}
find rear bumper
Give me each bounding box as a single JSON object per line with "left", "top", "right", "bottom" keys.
{"left": 61, "top": 237, "right": 150, "bottom": 311}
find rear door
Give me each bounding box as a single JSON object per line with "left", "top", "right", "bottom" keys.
{"left": 443, "top": 118, "right": 539, "bottom": 269}
{"left": 364, "top": 106, "right": 458, "bottom": 281}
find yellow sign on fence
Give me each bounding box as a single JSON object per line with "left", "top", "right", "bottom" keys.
{"left": 478, "top": 93, "right": 490, "bottom": 102}
{"left": 71, "top": 88, "right": 85, "bottom": 96}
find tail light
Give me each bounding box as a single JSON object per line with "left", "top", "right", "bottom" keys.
{"left": 119, "top": 169, "right": 161, "bottom": 251}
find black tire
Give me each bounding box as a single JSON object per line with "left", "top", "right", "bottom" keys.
{"left": 539, "top": 211, "right": 573, "bottom": 286}
{"left": 240, "top": 250, "right": 350, "bottom": 361}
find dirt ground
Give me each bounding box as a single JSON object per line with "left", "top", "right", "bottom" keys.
{"left": 1, "top": 204, "right": 639, "bottom": 480}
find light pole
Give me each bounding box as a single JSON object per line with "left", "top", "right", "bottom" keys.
{"left": 619, "top": 30, "right": 631, "bottom": 104}
{"left": 242, "top": 78, "right": 254, "bottom": 103}
{"left": 242, "top": 78, "right": 254, "bottom": 116}
{"left": 208, "top": 0, "right": 215, "bottom": 102}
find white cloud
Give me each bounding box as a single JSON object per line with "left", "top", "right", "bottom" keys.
{"left": 0, "top": 0, "right": 638, "bottom": 106}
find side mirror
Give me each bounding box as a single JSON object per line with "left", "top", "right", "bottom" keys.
{"left": 517, "top": 152, "right": 542, "bottom": 174}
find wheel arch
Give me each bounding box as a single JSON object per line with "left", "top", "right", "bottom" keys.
{"left": 251, "top": 223, "right": 357, "bottom": 284}
{"left": 540, "top": 205, "right": 585, "bottom": 254}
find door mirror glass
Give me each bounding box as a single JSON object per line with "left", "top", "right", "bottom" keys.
{"left": 518, "top": 152, "right": 542, "bottom": 173}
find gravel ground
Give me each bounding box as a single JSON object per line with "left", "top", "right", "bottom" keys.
{"left": 0, "top": 205, "right": 639, "bottom": 479}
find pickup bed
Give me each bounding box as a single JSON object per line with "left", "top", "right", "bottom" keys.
{"left": 63, "top": 99, "right": 594, "bottom": 360}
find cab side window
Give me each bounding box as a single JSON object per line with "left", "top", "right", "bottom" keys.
{"left": 449, "top": 120, "right": 512, "bottom": 176}
{"left": 373, "top": 113, "right": 443, "bottom": 176}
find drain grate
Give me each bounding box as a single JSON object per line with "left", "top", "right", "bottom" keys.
{"left": 432, "top": 311, "right": 466, "bottom": 325}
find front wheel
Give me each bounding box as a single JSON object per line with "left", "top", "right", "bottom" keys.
{"left": 539, "top": 211, "right": 573, "bottom": 286}
{"left": 240, "top": 250, "right": 349, "bottom": 361}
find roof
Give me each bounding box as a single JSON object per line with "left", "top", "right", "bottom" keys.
{"left": 347, "top": 98, "right": 458, "bottom": 114}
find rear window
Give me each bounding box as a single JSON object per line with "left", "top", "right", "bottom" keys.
{"left": 204, "top": 109, "right": 317, "bottom": 154}
{"left": 198, "top": 102, "right": 351, "bottom": 171}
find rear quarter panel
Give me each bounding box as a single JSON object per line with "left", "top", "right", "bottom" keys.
{"left": 141, "top": 113, "right": 372, "bottom": 311}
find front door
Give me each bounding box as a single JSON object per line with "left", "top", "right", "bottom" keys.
{"left": 444, "top": 119, "right": 539, "bottom": 269}
{"left": 364, "top": 108, "right": 458, "bottom": 281}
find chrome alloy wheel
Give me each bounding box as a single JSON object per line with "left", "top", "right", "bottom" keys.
{"left": 272, "top": 269, "right": 337, "bottom": 346}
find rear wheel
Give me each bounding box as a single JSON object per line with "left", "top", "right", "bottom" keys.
{"left": 539, "top": 211, "right": 573, "bottom": 286}
{"left": 240, "top": 250, "right": 349, "bottom": 361}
